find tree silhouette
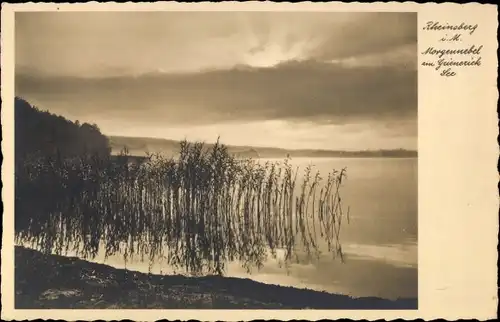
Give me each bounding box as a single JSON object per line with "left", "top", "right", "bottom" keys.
{"left": 15, "top": 97, "right": 111, "bottom": 166}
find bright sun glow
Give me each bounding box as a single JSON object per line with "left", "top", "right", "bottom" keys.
{"left": 243, "top": 43, "right": 302, "bottom": 68}
{"left": 241, "top": 30, "right": 320, "bottom": 68}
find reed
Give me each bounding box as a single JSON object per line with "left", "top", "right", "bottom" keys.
{"left": 15, "top": 140, "right": 349, "bottom": 275}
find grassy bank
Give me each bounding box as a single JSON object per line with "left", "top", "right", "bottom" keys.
{"left": 15, "top": 246, "right": 417, "bottom": 310}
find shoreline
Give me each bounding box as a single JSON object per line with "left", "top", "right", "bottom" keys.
{"left": 15, "top": 246, "right": 417, "bottom": 310}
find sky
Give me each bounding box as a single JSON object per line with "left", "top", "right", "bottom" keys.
{"left": 15, "top": 11, "right": 417, "bottom": 151}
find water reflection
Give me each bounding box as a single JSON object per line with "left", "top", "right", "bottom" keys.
{"left": 16, "top": 149, "right": 417, "bottom": 299}
{"left": 16, "top": 143, "right": 350, "bottom": 279}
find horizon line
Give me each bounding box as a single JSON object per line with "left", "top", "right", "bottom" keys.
{"left": 108, "top": 134, "right": 418, "bottom": 153}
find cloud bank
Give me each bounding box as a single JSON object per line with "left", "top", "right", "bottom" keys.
{"left": 15, "top": 11, "right": 417, "bottom": 150}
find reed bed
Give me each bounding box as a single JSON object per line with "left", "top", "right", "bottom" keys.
{"left": 15, "top": 140, "right": 349, "bottom": 275}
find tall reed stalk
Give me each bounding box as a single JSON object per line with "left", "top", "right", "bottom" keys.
{"left": 15, "top": 140, "right": 349, "bottom": 275}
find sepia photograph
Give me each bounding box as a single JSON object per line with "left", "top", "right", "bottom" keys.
{"left": 3, "top": 1, "right": 499, "bottom": 320}
{"left": 0, "top": 6, "right": 418, "bottom": 310}
{"left": 3, "top": 1, "right": 500, "bottom": 321}
{"left": 11, "top": 10, "right": 420, "bottom": 310}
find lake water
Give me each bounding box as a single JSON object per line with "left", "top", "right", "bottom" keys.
{"left": 30, "top": 157, "right": 416, "bottom": 301}
{"left": 222, "top": 157, "right": 418, "bottom": 300}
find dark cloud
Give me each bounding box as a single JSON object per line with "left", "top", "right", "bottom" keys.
{"left": 16, "top": 60, "right": 417, "bottom": 127}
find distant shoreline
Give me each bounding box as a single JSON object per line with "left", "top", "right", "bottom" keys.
{"left": 110, "top": 154, "right": 418, "bottom": 160}
{"left": 108, "top": 135, "right": 418, "bottom": 159}
{"left": 15, "top": 246, "right": 417, "bottom": 310}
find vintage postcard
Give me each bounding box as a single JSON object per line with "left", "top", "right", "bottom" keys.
{"left": 1, "top": 2, "right": 498, "bottom": 321}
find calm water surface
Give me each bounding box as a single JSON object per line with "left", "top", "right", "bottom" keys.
{"left": 29, "top": 157, "right": 418, "bottom": 300}
{"left": 226, "top": 157, "right": 418, "bottom": 300}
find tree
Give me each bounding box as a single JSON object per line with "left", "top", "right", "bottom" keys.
{"left": 15, "top": 97, "right": 112, "bottom": 165}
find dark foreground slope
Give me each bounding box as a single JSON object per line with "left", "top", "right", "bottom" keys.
{"left": 15, "top": 246, "right": 417, "bottom": 310}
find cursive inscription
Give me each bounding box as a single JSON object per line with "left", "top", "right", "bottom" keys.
{"left": 421, "top": 21, "right": 483, "bottom": 77}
